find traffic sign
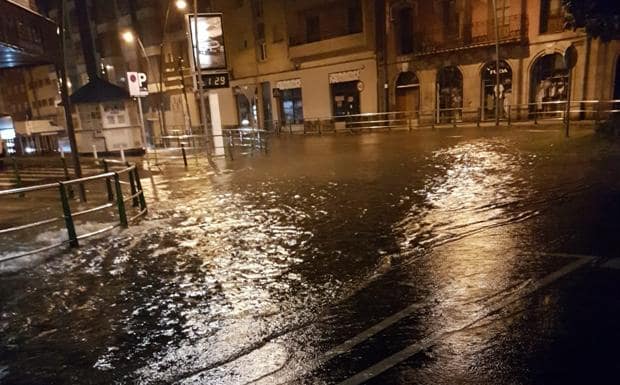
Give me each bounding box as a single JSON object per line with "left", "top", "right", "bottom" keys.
{"left": 127, "top": 72, "right": 148, "bottom": 97}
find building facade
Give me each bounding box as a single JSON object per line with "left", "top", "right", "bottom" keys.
{"left": 380, "top": 0, "right": 620, "bottom": 124}
{"left": 209, "top": 0, "right": 379, "bottom": 129}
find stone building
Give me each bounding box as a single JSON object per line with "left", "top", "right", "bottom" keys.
{"left": 209, "top": 0, "right": 379, "bottom": 130}
{"left": 380, "top": 0, "right": 620, "bottom": 124}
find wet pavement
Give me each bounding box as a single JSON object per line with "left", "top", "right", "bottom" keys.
{"left": 1, "top": 127, "right": 620, "bottom": 384}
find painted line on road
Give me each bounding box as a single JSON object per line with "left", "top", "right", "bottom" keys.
{"left": 336, "top": 253, "right": 595, "bottom": 385}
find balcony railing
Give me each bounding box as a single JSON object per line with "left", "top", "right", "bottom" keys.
{"left": 402, "top": 14, "right": 527, "bottom": 56}
{"left": 289, "top": 27, "right": 363, "bottom": 46}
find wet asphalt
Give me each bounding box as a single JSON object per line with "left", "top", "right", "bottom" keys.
{"left": 1, "top": 127, "right": 620, "bottom": 385}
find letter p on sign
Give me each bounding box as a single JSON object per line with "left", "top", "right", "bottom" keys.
{"left": 127, "top": 71, "right": 149, "bottom": 97}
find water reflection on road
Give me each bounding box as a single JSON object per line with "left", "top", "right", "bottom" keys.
{"left": 1, "top": 129, "right": 618, "bottom": 385}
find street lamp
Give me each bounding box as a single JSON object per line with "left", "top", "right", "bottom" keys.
{"left": 121, "top": 29, "right": 165, "bottom": 149}
{"left": 121, "top": 30, "right": 135, "bottom": 44}
{"left": 159, "top": 0, "right": 192, "bottom": 136}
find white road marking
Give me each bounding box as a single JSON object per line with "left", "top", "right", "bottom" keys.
{"left": 336, "top": 254, "right": 595, "bottom": 385}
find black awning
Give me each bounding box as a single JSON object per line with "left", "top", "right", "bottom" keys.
{"left": 69, "top": 77, "right": 130, "bottom": 104}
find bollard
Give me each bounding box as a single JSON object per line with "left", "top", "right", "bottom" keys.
{"left": 102, "top": 160, "right": 114, "bottom": 202}
{"left": 59, "top": 182, "right": 78, "bottom": 247}
{"left": 181, "top": 144, "right": 188, "bottom": 168}
{"left": 120, "top": 147, "right": 126, "bottom": 163}
{"left": 228, "top": 134, "right": 235, "bottom": 161}
{"left": 113, "top": 173, "right": 128, "bottom": 227}
{"left": 133, "top": 166, "right": 147, "bottom": 212}
{"left": 11, "top": 157, "right": 23, "bottom": 196}
{"left": 127, "top": 163, "right": 139, "bottom": 207}
{"left": 476, "top": 108, "right": 481, "bottom": 128}
{"left": 92, "top": 145, "right": 98, "bottom": 159}
{"left": 507, "top": 105, "right": 512, "bottom": 126}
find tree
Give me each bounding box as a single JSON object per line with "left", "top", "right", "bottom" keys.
{"left": 563, "top": 0, "right": 620, "bottom": 41}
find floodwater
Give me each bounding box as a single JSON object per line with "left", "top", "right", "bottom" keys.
{"left": 2, "top": 127, "right": 620, "bottom": 385}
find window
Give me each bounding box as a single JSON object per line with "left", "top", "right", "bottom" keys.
{"left": 258, "top": 42, "right": 267, "bottom": 61}
{"left": 257, "top": 22, "right": 265, "bottom": 41}
{"left": 442, "top": 0, "right": 459, "bottom": 38}
{"left": 396, "top": 6, "right": 414, "bottom": 55}
{"left": 280, "top": 88, "right": 303, "bottom": 123}
{"left": 495, "top": 0, "right": 510, "bottom": 27}
{"left": 306, "top": 15, "right": 320, "bottom": 43}
{"left": 252, "top": 0, "right": 264, "bottom": 18}
{"left": 540, "top": 0, "right": 564, "bottom": 33}
{"left": 41, "top": 99, "right": 47, "bottom": 107}
{"left": 331, "top": 81, "right": 360, "bottom": 117}
{"left": 48, "top": 98, "right": 55, "bottom": 106}
{"left": 347, "top": 3, "right": 362, "bottom": 34}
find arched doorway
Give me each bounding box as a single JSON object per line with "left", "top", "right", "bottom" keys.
{"left": 530, "top": 53, "right": 568, "bottom": 115}
{"left": 481, "top": 60, "right": 512, "bottom": 120}
{"left": 437, "top": 66, "right": 463, "bottom": 123}
{"left": 395, "top": 71, "right": 420, "bottom": 119}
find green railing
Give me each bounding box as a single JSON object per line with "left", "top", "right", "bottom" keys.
{"left": 0, "top": 160, "right": 147, "bottom": 263}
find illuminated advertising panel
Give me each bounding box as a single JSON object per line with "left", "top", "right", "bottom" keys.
{"left": 188, "top": 13, "right": 227, "bottom": 71}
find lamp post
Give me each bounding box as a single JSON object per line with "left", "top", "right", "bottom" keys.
{"left": 158, "top": 0, "right": 188, "bottom": 136}
{"left": 491, "top": 0, "right": 501, "bottom": 126}
{"left": 122, "top": 30, "right": 165, "bottom": 148}
{"left": 192, "top": 0, "right": 210, "bottom": 146}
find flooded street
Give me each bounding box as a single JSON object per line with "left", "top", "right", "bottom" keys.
{"left": 2, "top": 128, "right": 620, "bottom": 384}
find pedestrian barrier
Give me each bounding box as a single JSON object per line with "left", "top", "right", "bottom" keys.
{"left": 270, "top": 99, "right": 620, "bottom": 135}
{"left": 223, "top": 127, "right": 268, "bottom": 159}
{"left": 146, "top": 134, "right": 212, "bottom": 168}
{"left": 0, "top": 160, "right": 147, "bottom": 263}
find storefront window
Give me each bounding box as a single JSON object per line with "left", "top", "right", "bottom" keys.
{"left": 281, "top": 88, "right": 303, "bottom": 124}
{"left": 530, "top": 53, "right": 568, "bottom": 114}
{"left": 437, "top": 66, "right": 462, "bottom": 122}
{"left": 331, "top": 80, "right": 360, "bottom": 117}
{"left": 481, "top": 60, "right": 512, "bottom": 120}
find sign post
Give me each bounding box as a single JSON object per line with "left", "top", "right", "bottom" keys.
{"left": 127, "top": 71, "right": 149, "bottom": 148}
{"left": 188, "top": 11, "right": 230, "bottom": 156}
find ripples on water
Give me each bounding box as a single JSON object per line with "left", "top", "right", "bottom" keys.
{"left": 1, "top": 132, "right": 613, "bottom": 384}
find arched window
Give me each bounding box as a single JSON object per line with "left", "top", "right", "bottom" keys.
{"left": 395, "top": 71, "right": 420, "bottom": 118}
{"left": 437, "top": 66, "right": 462, "bottom": 122}
{"left": 481, "top": 60, "right": 512, "bottom": 120}
{"left": 530, "top": 53, "right": 568, "bottom": 113}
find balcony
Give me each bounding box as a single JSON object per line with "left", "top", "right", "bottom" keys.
{"left": 288, "top": 32, "right": 367, "bottom": 60}
{"left": 402, "top": 14, "right": 527, "bottom": 56}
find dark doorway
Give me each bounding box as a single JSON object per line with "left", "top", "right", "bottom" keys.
{"left": 331, "top": 81, "right": 360, "bottom": 117}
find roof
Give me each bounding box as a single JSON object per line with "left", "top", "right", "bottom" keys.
{"left": 69, "top": 77, "right": 130, "bottom": 104}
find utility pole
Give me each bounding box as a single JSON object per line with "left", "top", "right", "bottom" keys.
{"left": 178, "top": 56, "right": 194, "bottom": 132}
{"left": 491, "top": 0, "right": 501, "bottom": 126}
{"left": 58, "top": 0, "right": 85, "bottom": 201}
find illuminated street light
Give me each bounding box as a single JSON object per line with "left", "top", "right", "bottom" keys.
{"left": 175, "top": 0, "right": 187, "bottom": 10}
{"left": 121, "top": 30, "right": 135, "bottom": 44}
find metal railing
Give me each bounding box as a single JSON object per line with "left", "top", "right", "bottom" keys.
{"left": 147, "top": 134, "right": 212, "bottom": 168}
{"left": 0, "top": 160, "right": 147, "bottom": 263}
{"left": 223, "top": 127, "right": 268, "bottom": 160}
{"left": 270, "top": 99, "right": 620, "bottom": 134}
